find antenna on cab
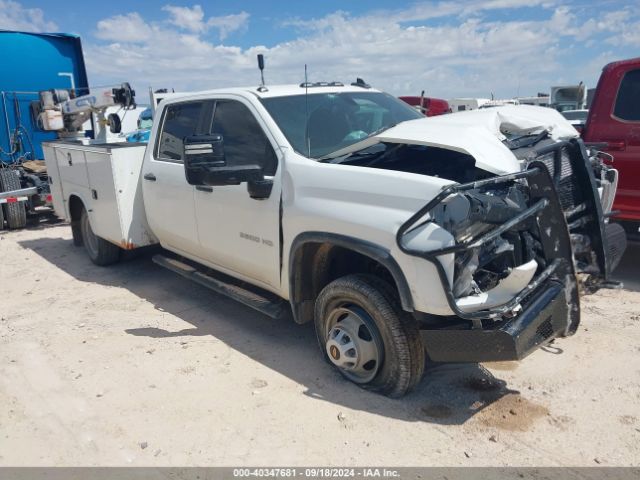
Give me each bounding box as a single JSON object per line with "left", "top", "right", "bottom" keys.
{"left": 257, "top": 54, "right": 268, "bottom": 92}
{"left": 304, "top": 64, "right": 311, "bottom": 157}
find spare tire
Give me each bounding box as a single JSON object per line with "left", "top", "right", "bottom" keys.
{"left": 0, "top": 169, "right": 27, "bottom": 229}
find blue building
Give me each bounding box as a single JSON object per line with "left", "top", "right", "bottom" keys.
{"left": 0, "top": 30, "right": 89, "bottom": 162}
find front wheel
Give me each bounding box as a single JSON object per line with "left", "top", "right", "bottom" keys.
{"left": 80, "top": 208, "right": 120, "bottom": 266}
{"left": 314, "top": 274, "right": 425, "bottom": 398}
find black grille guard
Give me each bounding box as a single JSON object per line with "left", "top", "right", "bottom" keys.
{"left": 396, "top": 165, "right": 580, "bottom": 330}
{"left": 535, "top": 139, "right": 612, "bottom": 277}
{"left": 520, "top": 138, "right": 616, "bottom": 278}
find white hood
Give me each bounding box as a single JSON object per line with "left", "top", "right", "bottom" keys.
{"left": 330, "top": 105, "right": 579, "bottom": 175}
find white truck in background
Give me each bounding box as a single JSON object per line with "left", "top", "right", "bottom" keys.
{"left": 44, "top": 81, "right": 623, "bottom": 397}
{"left": 550, "top": 83, "right": 588, "bottom": 112}
{"left": 447, "top": 98, "right": 491, "bottom": 112}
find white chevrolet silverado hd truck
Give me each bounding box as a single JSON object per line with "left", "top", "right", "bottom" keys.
{"left": 43, "top": 81, "right": 625, "bottom": 397}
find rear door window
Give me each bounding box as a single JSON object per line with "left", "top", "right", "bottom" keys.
{"left": 156, "top": 101, "right": 212, "bottom": 162}
{"left": 614, "top": 69, "right": 640, "bottom": 121}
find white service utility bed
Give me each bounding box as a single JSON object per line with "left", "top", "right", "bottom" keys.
{"left": 43, "top": 140, "right": 157, "bottom": 249}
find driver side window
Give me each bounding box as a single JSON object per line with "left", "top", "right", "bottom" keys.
{"left": 213, "top": 100, "right": 278, "bottom": 176}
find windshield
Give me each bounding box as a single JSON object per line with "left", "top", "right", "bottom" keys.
{"left": 260, "top": 91, "right": 422, "bottom": 159}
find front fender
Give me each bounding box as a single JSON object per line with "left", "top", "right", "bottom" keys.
{"left": 282, "top": 155, "right": 457, "bottom": 318}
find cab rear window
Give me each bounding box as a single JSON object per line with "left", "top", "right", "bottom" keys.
{"left": 614, "top": 69, "right": 640, "bottom": 121}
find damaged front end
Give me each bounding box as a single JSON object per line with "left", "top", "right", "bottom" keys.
{"left": 397, "top": 165, "right": 580, "bottom": 363}
{"left": 508, "top": 135, "right": 627, "bottom": 282}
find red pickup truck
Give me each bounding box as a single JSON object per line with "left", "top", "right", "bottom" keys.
{"left": 398, "top": 95, "right": 451, "bottom": 117}
{"left": 582, "top": 57, "right": 640, "bottom": 237}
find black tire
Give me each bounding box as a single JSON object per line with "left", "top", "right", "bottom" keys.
{"left": 80, "top": 208, "right": 120, "bottom": 266}
{"left": 0, "top": 169, "right": 27, "bottom": 229}
{"left": 314, "top": 274, "right": 425, "bottom": 398}
{"left": 0, "top": 198, "right": 4, "bottom": 230}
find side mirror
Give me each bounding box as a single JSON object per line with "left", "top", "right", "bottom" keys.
{"left": 183, "top": 134, "right": 264, "bottom": 187}
{"left": 184, "top": 134, "right": 226, "bottom": 185}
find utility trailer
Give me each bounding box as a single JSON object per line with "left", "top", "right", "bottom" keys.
{"left": 0, "top": 164, "right": 52, "bottom": 230}
{"left": 0, "top": 182, "right": 37, "bottom": 228}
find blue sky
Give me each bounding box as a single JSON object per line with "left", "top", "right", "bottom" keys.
{"left": 1, "top": 0, "right": 639, "bottom": 99}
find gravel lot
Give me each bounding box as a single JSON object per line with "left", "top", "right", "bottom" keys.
{"left": 1, "top": 219, "right": 639, "bottom": 466}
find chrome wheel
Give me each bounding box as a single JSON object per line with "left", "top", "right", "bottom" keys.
{"left": 324, "top": 305, "right": 383, "bottom": 384}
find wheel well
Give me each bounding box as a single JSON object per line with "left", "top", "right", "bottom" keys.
{"left": 289, "top": 239, "right": 413, "bottom": 324}
{"left": 68, "top": 195, "right": 85, "bottom": 246}
{"left": 68, "top": 195, "right": 84, "bottom": 221}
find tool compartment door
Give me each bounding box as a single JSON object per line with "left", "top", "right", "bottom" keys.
{"left": 110, "top": 144, "right": 156, "bottom": 248}
{"left": 54, "top": 146, "right": 90, "bottom": 189}
{"left": 83, "top": 148, "right": 123, "bottom": 245}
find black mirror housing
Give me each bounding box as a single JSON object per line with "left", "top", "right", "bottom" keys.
{"left": 184, "top": 134, "right": 226, "bottom": 185}
{"left": 184, "top": 134, "right": 265, "bottom": 186}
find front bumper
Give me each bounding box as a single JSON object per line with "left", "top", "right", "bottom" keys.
{"left": 397, "top": 161, "right": 581, "bottom": 362}
{"left": 421, "top": 280, "right": 570, "bottom": 362}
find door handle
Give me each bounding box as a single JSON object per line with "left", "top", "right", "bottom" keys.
{"left": 143, "top": 173, "right": 157, "bottom": 181}
{"left": 196, "top": 185, "right": 213, "bottom": 192}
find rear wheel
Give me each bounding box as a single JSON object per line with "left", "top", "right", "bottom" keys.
{"left": 80, "top": 208, "right": 120, "bottom": 266}
{"left": 0, "top": 169, "right": 27, "bottom": 229}
{"left": 314, "top": 274, "right": 425, "bottom": 398}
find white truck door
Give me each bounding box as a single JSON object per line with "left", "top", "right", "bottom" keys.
{"left": 195, "top": 98, "right": 282, "bottom": 290}
{"left": 142, "top": 100, "right": 212, "bottom": 256}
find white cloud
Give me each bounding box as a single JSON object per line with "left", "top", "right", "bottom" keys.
{"left": 77, "top": 2, "right": 640, "bottom": 100}
{"left": 602, "top": 9, "right": 640, "bottom": 47}
{"left": 162, "top": 4, "right": 206, "bottom": 33}
{"left": 161, "top": 4, "right": 249, "bottom": 40}
{"left": 0, "top": 0, "right": 57, "bottom": 32}
{"left": 207, "top": 12, "right": 250, "bottom": 41}
{"left": 95, "top": 12, "right": 153, "bottom": 42}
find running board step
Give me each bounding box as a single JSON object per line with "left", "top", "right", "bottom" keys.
{"left": 152, "top": 254, "right": 289, "bottom": 319}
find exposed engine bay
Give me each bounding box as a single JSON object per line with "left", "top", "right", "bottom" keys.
{"left": 323, "top": 105, "right": 626, "bottom": 323}
{"left": 334, "top": 135, "right": 623, "bottom": 321}
{"left": 430, "top": 183, "right": 537, "bottom": 299}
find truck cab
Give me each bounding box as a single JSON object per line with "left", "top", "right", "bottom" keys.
{"left": 45, "top": 82, "right": 621, "bottom": 397}
{"left": 583, "top": 57, "right": 640, "bottom": 233}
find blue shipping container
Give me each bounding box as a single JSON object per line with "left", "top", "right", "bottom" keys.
{"left": 0, "top": 30, "right": 89, "bottom": 162}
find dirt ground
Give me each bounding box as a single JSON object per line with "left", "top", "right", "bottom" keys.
{"left": 0, "top": 218, "right": 638, "bottom": 466}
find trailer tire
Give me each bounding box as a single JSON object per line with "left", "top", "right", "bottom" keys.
{"left": 0, "top": 169, "right": 27, "bottom": 229}
{"left": 80, "top": 208, "right": 120, "bottom": 266}
{"left": 0, "top": 198, "right": 4, "bottom": 230}
{"left": 314, "top": 274, "right": 425, "bottom": 398}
